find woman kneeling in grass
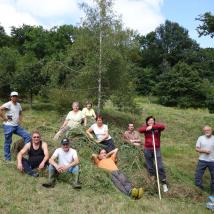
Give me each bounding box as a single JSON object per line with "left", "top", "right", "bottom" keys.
{"left": 92, "top": 148, "right": 144, "bottom": 199}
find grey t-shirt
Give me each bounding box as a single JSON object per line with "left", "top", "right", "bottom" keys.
{"left": 2, "top": 101, "right": 22, "bottom": 126}
{"left": 196, "top": 135, "right": 214, "bottom": 162}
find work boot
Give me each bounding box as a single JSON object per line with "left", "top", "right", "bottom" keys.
{"left": 42, "top": 170, "right": 56, "bottom": 188}
{"left": 72, "top": 172, "right": 81, "bottom": 189}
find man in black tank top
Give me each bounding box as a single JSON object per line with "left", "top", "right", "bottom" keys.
{"left": 17, "top": 131, "right": 49, "bottom": 177}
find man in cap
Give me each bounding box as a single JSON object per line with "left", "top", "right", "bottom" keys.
{"left": 0, "top": 91, "right": 31, "bottom": 160}
{"left": 42, "top": 138, "right": 81, "bottom": 189}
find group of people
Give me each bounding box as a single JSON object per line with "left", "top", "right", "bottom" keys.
{"left": 1, "top": 92, "right": 214, "bottom": 198}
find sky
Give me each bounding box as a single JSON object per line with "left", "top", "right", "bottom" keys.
{"left": 0, "top": 0, "right": 213, "bottom": 48}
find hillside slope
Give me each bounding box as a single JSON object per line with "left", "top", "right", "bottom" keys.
{"left": 0, "top": 100, "right": 213, "bottom": 214}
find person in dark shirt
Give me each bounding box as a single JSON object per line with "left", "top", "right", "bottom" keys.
{"left": 17, "top": 131, "right": 49, "bottom": 177}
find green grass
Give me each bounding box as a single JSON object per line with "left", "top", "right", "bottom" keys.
{"left": 0, "top": 99, "right": 213, "bottom": 214}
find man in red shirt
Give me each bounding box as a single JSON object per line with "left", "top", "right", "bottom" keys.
{"left": 138, "top": 116, "right": 168, "bottom": 192}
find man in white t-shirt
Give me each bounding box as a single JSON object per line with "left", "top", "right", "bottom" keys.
{"left": 42, "top": 138, "right": 81, "bottom": 189}
{"left": 0, "top": 92, "right": 31, "bottom": 160}
{"left": 195, "top": 125, "right": 214, "bottom": 194}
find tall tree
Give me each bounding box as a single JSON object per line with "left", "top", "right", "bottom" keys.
{"left": 65, "top": 0, "right": 138, "bottom": 112}
{"left": 136, "top": 20, "right": 201, "bottom": 95}
{"left": 196, "top": 12, "right": 214, "bottom": 38}
{"left": 0, "top": 47, "right": 20, "bottom": 97}
{"left": 12, "top": 54, "right": 45, "bottom": 107}
{"left": 156, "top": 62, "right": 207, "bottom": 108}
{"left": 0, "top": 25, "right": 11, "bottom": 48}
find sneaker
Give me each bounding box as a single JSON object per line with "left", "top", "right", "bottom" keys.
{"left": 163, "top": 184, "right": 168, "bottom": 193}
{"left": 137, "top": 187, "right": 144, "bottom": 199}
{"left": 130, "top": 188, "right": 139, "bottom": 199}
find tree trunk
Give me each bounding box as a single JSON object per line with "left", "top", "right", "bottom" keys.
{"left": 97, "top": 9, "right": 102, "bottom": 114}
{"left": 30, "top": 90, "right": 33, "bottom": 108}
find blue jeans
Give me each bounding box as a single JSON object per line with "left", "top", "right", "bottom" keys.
{"left": 48, "top": 164, "right": 79, "bottom": 174}
{"left": 144, "top": 148, "right": 167, "bottom": 183}
{"left": 3, "top": 124, "right": 31, "bottom": 160}
{"left": 195, "top": 160, "right": 214, "bottom": 193}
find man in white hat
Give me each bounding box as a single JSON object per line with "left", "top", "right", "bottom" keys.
{"left": 42, "top": 138, "right": 81, "bottom": 189}
{"left": 0, "top": 91, "right": 31, "bottom": 160}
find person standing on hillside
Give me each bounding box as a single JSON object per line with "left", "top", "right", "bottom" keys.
{"left": 123, "top": 123, "right": 142, "bottom": 147}
{"left": 195, "top": 125, "right": 214, "bottom": 194}
{"left": 17, "top": 131, "right": 49, "bottom": 177}
{"left": 0, "top": 92, "right": 31, "bottom": 161}
{"left": 138, "top": 116, "right": 168, "bottom": 193}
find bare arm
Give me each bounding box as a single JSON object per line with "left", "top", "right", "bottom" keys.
{"left": 92, "top": 109, "right": 96, "bottom": 118}
{"left": 106, "top": 148, "right": 118, "bottom": 158}
{"left": 84, "top": 117, "right": 87, "bottom": 126}
{"left": 67, "top": 156, "right": 79, "bottom": 169}
{"left": 91, "top": 154, "right": 99, "bottom": 164}
{"left": 49, "top": 154, "right": 59, "bottom": 170}
{"left": 19, "top": 111, "right": 23, "bottom": 124}
{"left": 17, "top": 143, "right": 31, "bottom": 171}
{"left": 196, "top": 147, "right": 210, "bottom": 154}
{"left": 0, "top": 105, "right": 8, "bottom": 121}
{"left": 61, "top": 120, "right": 68, "bottom": 129}
{"left": 86, "top": 127, "right": 94, "bottom": 139}
{"left": 38, "top": 142, "right": 49, "bottom": 169}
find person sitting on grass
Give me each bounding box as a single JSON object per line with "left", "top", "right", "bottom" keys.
{"left": 92, "top": 148, "right": 144, "bottom": 199}
{"left": 86, "top": 115, "right": 115, "bottom": 153}
{"left": 54, "top": 102, "right": 86, "bottom": 141}
{"left": 17, "top": 131, "right": 49, "bottom": 177}
{"left": 195, "top": 125, "right": 214, "bottom": 194}
{"left": 123, "top": 123, "right": 142, "bottom": 147}
{"left": 42, "top": 138, "right": 81, "bottom": 189}
{"left": 82, "top": 101, "right": 96, "bottom": 126}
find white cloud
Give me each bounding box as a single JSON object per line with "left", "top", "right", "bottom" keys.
{"left": 0, "top": 1, "right": 38, "bottom": 34}
{"left": 114, "top": 0, "right": 164, "bottom": 34}
{"left": 0, "top": 0, "right": 164, "bottom": 35}
{"left": 15, "top": 0, "right": 79, "bottom": 18}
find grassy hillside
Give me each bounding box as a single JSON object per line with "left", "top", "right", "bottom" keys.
{"left": 0, "top": 98, "right": 214, "bottom": 214}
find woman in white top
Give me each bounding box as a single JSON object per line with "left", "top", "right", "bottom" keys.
{"left": 82, "top": 102, "right": 96, "bottom": 126}
{"left": 86, "top": 115, "right": 115, "bottom": 152}
{"left": 54, "top": 102, "right": 86, "bottom": 140}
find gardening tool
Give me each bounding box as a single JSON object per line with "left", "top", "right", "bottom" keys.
{"left": 152, "top": 129, "right": 162, "bottom": 200}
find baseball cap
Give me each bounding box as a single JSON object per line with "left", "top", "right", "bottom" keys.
{"left": 10, "top": 91, "right": 18, "bottom": 97}
{"left": 61, "top": 138, "right": 70, "bottom": 145}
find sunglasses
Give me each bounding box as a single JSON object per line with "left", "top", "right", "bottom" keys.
{"left": 62, "top": 143, "right": 69, "bottom": 146}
